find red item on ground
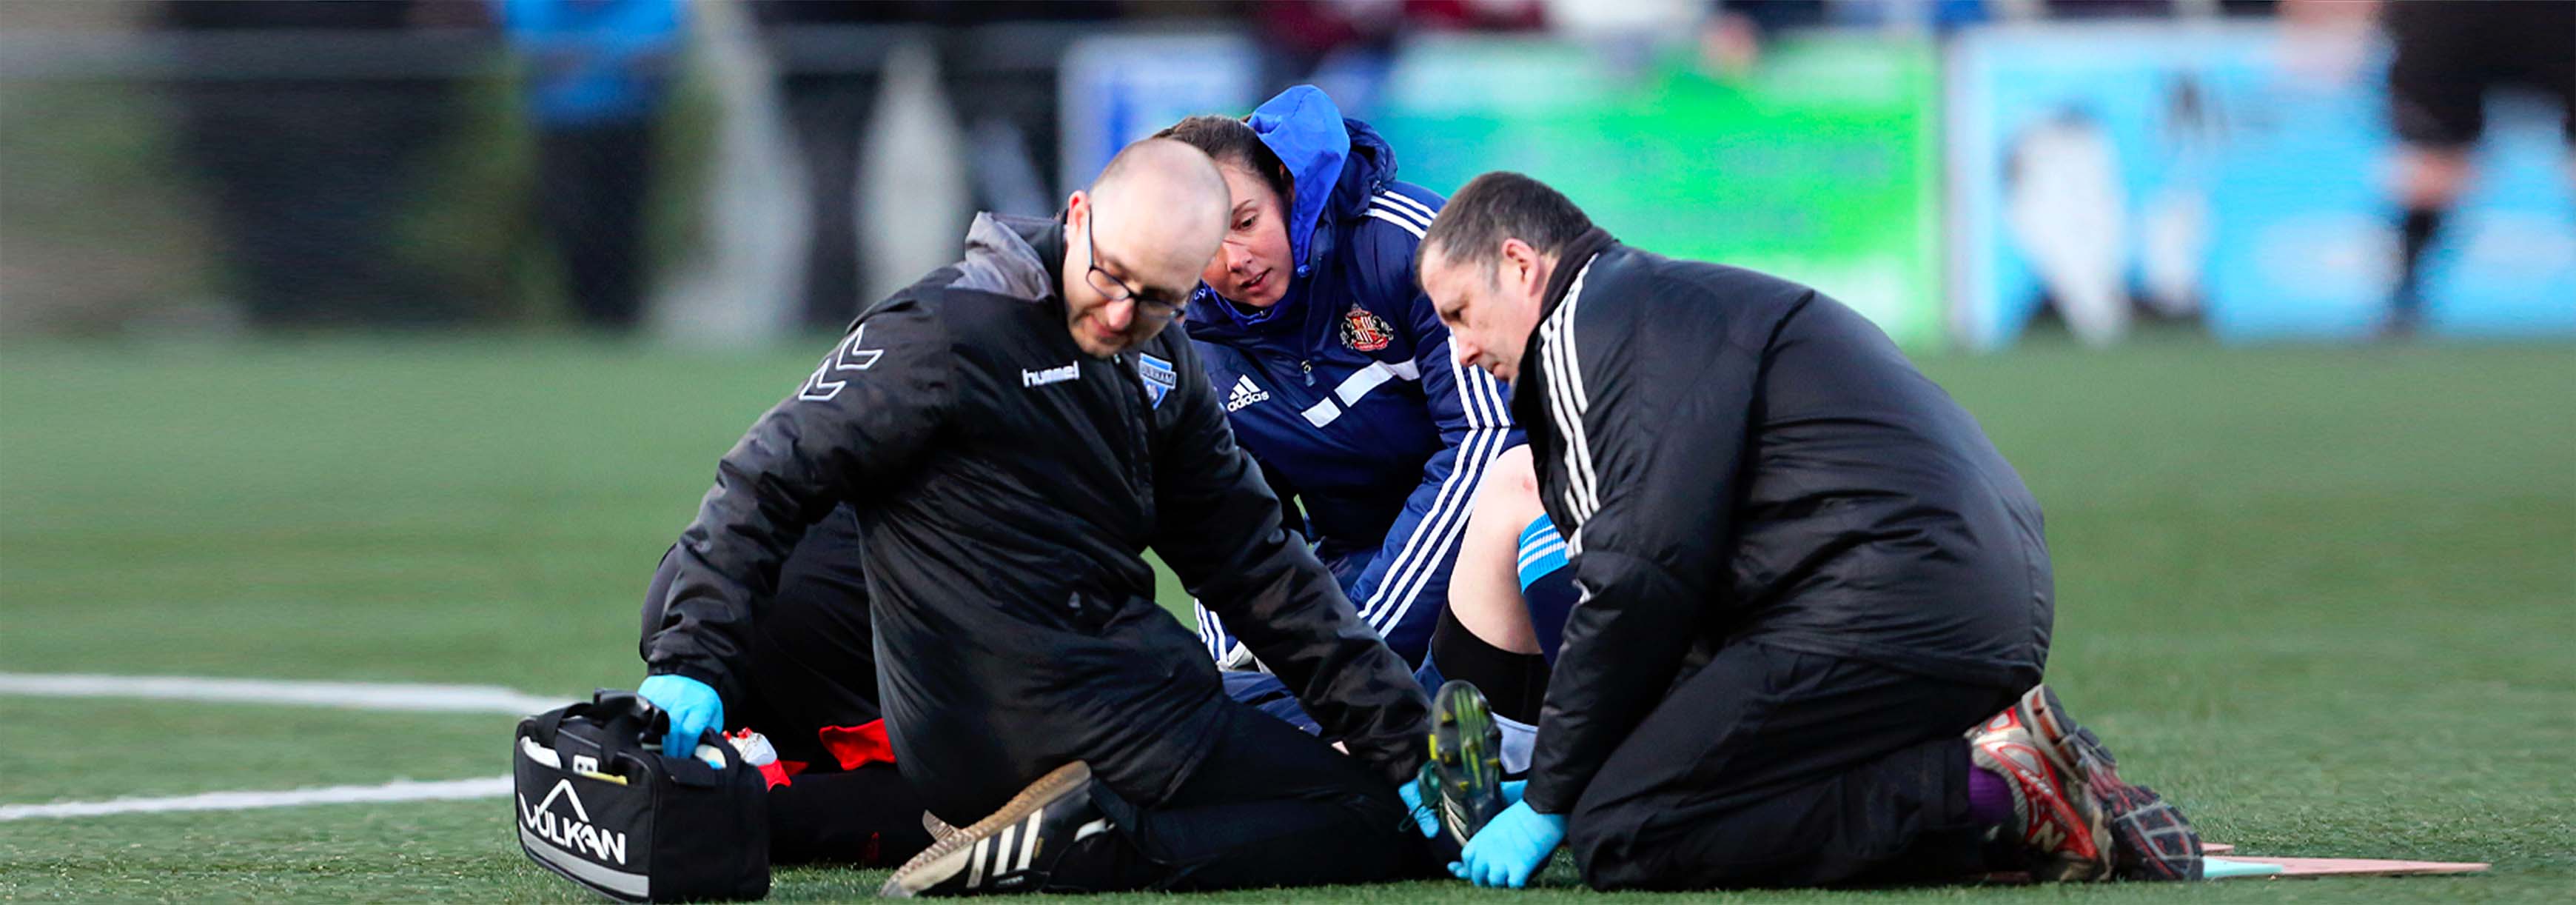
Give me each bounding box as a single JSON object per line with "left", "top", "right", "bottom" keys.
{"left": 816, "top": 721, "right": 898, "bottom": 771}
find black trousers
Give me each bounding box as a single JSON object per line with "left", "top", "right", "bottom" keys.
{"left": 645, "top": 507, "right": 1424, "bottom": 884}
{"left": 536, "top": 121, "right": 656, "bottom": 330}
{"left": 1565, "top": 641, "right": 2020, "bottom": 890}
{"left": 643, "top": 505, "right": 930, "bottom": 866}
{"left": 1050, "top": 697, "right": 1437, "bottom": 892}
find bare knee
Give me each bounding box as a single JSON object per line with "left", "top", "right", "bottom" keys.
{"left": 1449, "top": 447, "right": 1547, "bottom": 652}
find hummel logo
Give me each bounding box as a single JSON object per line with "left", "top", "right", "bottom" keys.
{"left": 1022, "top": 363, "right": 1081, "bottom": 388}
{"left": 1224, "top": 375, "right": 1269, "bottom": 412}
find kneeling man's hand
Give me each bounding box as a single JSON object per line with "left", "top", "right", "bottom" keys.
{"left": 1451, "top": 798, "right": 1566, "bottom": 889}
{"left": 637, "top": 674, "right": 723, "bottom": 758}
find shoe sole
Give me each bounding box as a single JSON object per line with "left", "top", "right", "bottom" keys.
{"left": 921, "top": 811, "right": 961, "bottom": 845}
{"left": 1424, "top": 680, "right": 1506, "bottom": 846}
{"left": 880, "top": 761, "right": 1093, "bottom": 898}
{"left": 2018, "top": 687, "right": 2203, "bottom": 881}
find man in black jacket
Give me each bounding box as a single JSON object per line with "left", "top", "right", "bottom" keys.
{"left": 1412, "top": 172, "right": 2202, "bottom": 890}
{"left": 636, "top": 138, "right": 1436, "bottom": 895}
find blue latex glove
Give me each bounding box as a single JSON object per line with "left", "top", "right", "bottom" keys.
{"left": 636, "top": 675, "right": 722, "bottom": 758}
{"left": 1398, "top": 779, "right": 1438, "bottom": 838}
{"left": 1449, "top": 800, "right": 1566, "bottom": 889}
{"left": 1403, "top": 778, "right": 1529, "bottom": 843}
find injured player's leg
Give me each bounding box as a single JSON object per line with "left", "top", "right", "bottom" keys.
{"left": 1416, "top": 445, "right": 1577, "bottom": 775}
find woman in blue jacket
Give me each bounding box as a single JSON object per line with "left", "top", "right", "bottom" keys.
{"left": 1155, "top": 87, "right": 1518, "bottom": 671}
{"left": 1158, "top": 89, "right": 1583, "bottom": 777}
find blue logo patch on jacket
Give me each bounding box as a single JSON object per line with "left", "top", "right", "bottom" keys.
{"left": 1136, "top": 353, "right": 1175, "bottom": 408}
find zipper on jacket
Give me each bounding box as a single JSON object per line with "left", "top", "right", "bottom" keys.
{"left": 1109, "top": 354, "right": 1154, "bottom": 507}
{"left": 1301, "top": 360, "right": 1314, "bottom": 386}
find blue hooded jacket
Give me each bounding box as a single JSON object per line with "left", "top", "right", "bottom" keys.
{"left": 1186, "top": 87, "right": 1517, "bottom": 668}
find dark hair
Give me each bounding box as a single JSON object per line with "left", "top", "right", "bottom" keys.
{"left": 1153, "top": 115, "right": 1294, "bottom": 213}
{"left": 1418, "top": 171, "right": 1594, "bottom": 273}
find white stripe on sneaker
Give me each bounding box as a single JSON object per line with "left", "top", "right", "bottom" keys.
{"left": 1017, "top": 809, "right": 1043, "bottom": 870}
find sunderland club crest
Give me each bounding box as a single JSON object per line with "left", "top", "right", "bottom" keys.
{"left": 1339, "top": 304, "right": 1395, "bottom": 352}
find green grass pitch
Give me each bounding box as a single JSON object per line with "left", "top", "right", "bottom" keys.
{"left": 1, "top": 335, "right": 2569, "bottom": 902}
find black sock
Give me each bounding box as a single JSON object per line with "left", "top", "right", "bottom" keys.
{"left": 2392, "top": 207, "right": 2443, "bottom": 319}
{"left": 1427, "top": 607, "right": 1551, "bottom": 724}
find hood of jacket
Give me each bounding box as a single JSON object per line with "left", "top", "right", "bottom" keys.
{"left": 951, "top": 212, "right": 1066, "bottom": 305}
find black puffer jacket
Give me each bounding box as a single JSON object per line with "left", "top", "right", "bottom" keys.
{"left": 1513, "top": 231, "right": 2053, "bottom": 815}
{"left": 642, "top": 213, "right": 1430, "bottom": 819}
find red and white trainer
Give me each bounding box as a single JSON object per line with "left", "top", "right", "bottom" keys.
{"left": 1967, "top": 690, "right": 2113, "bottom": 882}
{"left": 2011, "top": 686, "right": 2203, "bottom": 881}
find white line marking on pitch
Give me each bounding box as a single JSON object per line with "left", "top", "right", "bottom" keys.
{"left": 0, "top": 672, "right": 561, "bottom": 715}
{"left": 0, "top": 777, "right": 511, "bottom": 821}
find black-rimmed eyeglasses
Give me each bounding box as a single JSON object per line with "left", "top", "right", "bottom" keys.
{"left": 1083, "top": 210, "right": 1187, "bottom": 321}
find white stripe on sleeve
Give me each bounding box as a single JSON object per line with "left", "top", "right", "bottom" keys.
{"left": 1540, "top": 256, "right": 1604, "bottom": 548}
{"left": 1364, "top": 207, "right": 1426, "bottom": 239}
{"left": 1356, "top": 351, "right": 1514, "bottom": 635}
{"left": 1375, "top": 191, "right": 1438, "bottom": 221}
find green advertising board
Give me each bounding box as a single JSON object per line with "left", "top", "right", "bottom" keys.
{"left": 1373, "top": 35, "right": 1943, "bottom": 348}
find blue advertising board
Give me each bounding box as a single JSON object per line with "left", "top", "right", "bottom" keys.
{"left": 1948, "top": 23, "right": 2575, "bottom": 349}
{"left": 1056, "top": 33, "right": 1261, "bottom": 198}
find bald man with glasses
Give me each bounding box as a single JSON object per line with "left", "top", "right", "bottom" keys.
{"left": 633, "top": 138, "right": 1439, "bottom": 896}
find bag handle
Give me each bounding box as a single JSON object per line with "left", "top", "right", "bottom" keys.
{"left": 584, "top": 689, "right": 658, "bottom": 769}
{"left": 585, "top": 689, "right": 745, "bottom": 773}
{"left": 524, "top": 690, "right": 617, "bottom": 748}
{"left": 697, "top": 726, "right": 744, "bottom": 770}
{"left": 528, "top": 691, "right": 739, "bottom": 782}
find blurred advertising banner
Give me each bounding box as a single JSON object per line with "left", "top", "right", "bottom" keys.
{"left": 1948, "top": 22, "right": 2576, "bottom": 350}
{"left": 1057, "top": 33, "right": 1261, "bottom": 202}
{"left": 1375, "top": 36, "right": 1945, "bottom": 349}
{"left": 1057, "top": 33, "right": 1944, "bottom": 350}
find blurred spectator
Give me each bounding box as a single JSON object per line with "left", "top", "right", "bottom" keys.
{"left": 1700, "top": 1, "right": 1989, "bottom": 79}
{"left": 1990, "top": 0, "right": 2276, "bottom": 19}
{"left": 1701, "top": 1, "right": 1831, "bottom": 77}
{"left": 2375, "top": 0, "right": 2575, "bottom": 336}
{"left": 751, "top": 0, "right": 899, "bottom": 329}
{"left": 1254, "top": 1, "right": 1541, "bottom": 113}
{"left": 160, "top": 0, "right": 486, "bottom": 327}
{"left": 499, "top": 0, "right": 686, "bottom": 332}
{"left": 751, "top": 1, "right": 1116, "bottom": 328}
{"left": 932, "top": 2, "right": 1119, "bottom": 217}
